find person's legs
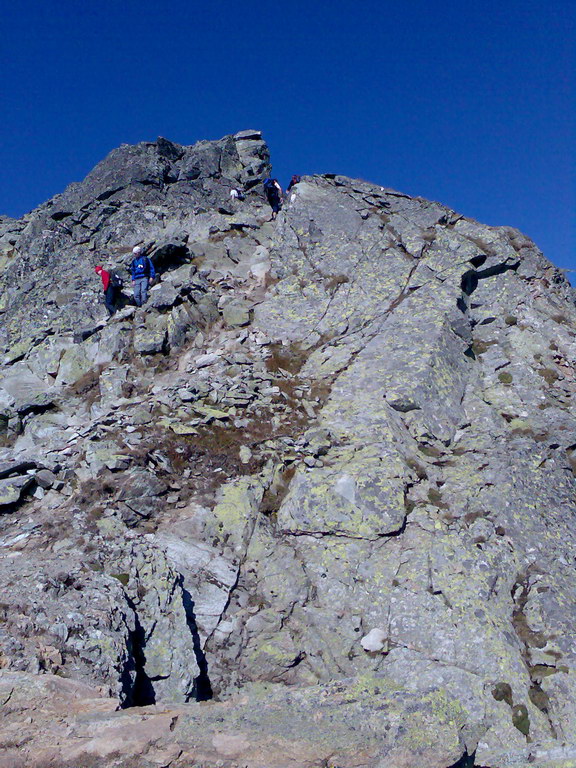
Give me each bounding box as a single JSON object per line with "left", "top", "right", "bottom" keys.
{"left": 104, "top": 285, "right": 116, "bottom": 315}
{"left": 133, "top": 279, "right": 144, "bottom": 306}
{"left": 270, "top": 197, "right": 281, "bottom": 220}
{"left": 140, "top": 277, "right": 150, "bottom": 305}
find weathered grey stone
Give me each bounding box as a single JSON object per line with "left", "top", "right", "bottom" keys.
{"left": 95, "top": 324, "right": 131, "bottom": 365}
{"left": 133, "top": 314, "right": 168, "bottom": 354}
{"left": 116, "top": 468, "right": 168, "bottom": 520}
{"left": 98, "top": 363, "right": 129, "bottom": 403}
{"left": 147, "top": 282, "right": 179, "bottom": 310}
{"left": 0, "top": 474, "right": 34, "bottom": 508}
{"left": 360, "top": 627, "right": 388, "bottom": 652}
{"left": 0, "top": 367, "right": 55, "bottom": 413}
{"left": 0, "top": 669, "right": 486, "bottom": 768}
{"left": 35, "top": 469, "right": 57, "bottom": 489}
{"left": 166, "top": 304, "right": 194, "bottom": 350}
{"left": 194, "top": 352, "right": 221, "bottom": 368}
{"left": 221, "top": 299, "right": 252, "bottom": 327}
{"left": 0, "top": 451, "right": 41, "bottom": 478}
{"left": 0, "top": 132, "right": 575, "bottom": 767}
{"left": 55, "top": 343, "right": 98, "bottom": 387}
{"left": 85, "top": 440, "right": 130, "bottom": 472}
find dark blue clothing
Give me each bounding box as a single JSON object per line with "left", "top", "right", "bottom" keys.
{"left": 264, "top": 179, "right": 282, "bottom": 214}
{"left": 130, "top": 255, "right": 156, "bottom": 281}
{"left": 104, "top": 284, "right": 117, "bottom": 315}
{"left": 268, "top": 193, "right": 282, "bottom": 214}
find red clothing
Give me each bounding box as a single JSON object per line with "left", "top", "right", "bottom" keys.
{"left": 95, "top": 266, "right": 110, "bottom": 291}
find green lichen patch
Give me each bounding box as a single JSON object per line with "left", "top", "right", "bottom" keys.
{"left": 492, "top": 681, "right": 513, "bottom": 706}
{"left": 537, "top": 367, "right": 559, "bottom": 386}
{"left": 427, "top": 488, "right": 448, "bottom": 509}
{"left": 511, "top": 703, "right": 530, "bottom": 736}
{"left": 419, "top": 444, "right": 444, "bottom": 458}
{"left": 472, "top": 339, "right": 498, "bottom": 355}
{"left": 528, "top": 683, "right": 552, "bottom": 715}
{"left": 551, "top": 313, "right": 572, "bottom": 327}
{"left": 111, "top": 572, "right": 129, "bottom": 586}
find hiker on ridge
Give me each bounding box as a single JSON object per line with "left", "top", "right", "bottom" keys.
{"left": 263, "top": 177, "right": 283, "bottom": 220}
{"left": 95, "top": 265, "right": 123, "bottom": 317}
{"left": 130, "top": 245, "right": 156, "bottom": 307}
{"left": 287, "top": 175, "right": 301, "bottom": 191}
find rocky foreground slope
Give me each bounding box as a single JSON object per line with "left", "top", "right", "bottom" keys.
{"left": 0, "top": 131, "right": 576, "bottom": 768}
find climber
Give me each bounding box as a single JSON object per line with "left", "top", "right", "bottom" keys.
{"left": 129, "top": 245, "right": 156, "bottom": 307}
{"left": 230, "top": 188, "right": 245, "bottom": 201}
{"left": 287, "top": 175, "right": 301, "bottom": 191}
{"left": 95, "top": 265, "right": 123, "bottom": 317}
{"left": 263, "top": 177, "right": 283, "bottom": 220}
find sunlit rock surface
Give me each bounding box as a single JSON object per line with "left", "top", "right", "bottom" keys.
{"left": 0, "top": 131, "right": 575, "bottom": 767}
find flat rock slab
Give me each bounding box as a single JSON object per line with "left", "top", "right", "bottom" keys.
{"left": 278, "top": 445, "right": 408, "bottom": 538}
{"left": 148, "top": 283, "right": 180, "bottom": 310}
{"left": 194, "top": 352, "right": 221, "bottom": 367}
{"left": 0, "top": 671, "right": 480, "bottom": 768}
{"left": 222, "top": 299, "right": 252, "bottom": 327}
{"left": 0, "top": 454, "right": 39, "bottom": 479}
{"left": 0, "top": 474, "right": 34, "bottom": 507}
{"left": 0, "top": 370, "right": 54, "bottom": 413}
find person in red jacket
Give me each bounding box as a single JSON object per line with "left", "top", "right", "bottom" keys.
{"left": 95, "top": 265, "right": 118, "bottom": 316}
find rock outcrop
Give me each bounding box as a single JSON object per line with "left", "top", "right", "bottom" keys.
{"left": 0, "top": 130, "right": 575, "bottom": 767}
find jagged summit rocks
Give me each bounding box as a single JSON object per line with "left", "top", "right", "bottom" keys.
{"left": 0, "top": 130, "right": 270, "bottom": 353}
{"left": 0, "top": 132, "right": 576, "bottom": 767}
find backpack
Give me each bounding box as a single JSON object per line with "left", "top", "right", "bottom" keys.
{"left": 110, "top": 272, "right": 124, "bottom": 288}
{"left": 263, "top": 178, "right": 275, "bottom": 190}
{"left": 131, "top": 255, "right": 150, "bottom": 278}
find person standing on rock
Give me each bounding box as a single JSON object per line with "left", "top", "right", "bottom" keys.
{"left": 287, "top": 175, "right": 301, "bottom": 204}
{"left": 287, "top": 174, "right": 301, "bottom": 192}
{"left": 130, "top": 246, "right": 156, "bottom": 307}
{"left": 95, "top": 265, "right": 122, "bottom": 316}
{"left": 263, "top": 177, "right": 283, "bottom": 220}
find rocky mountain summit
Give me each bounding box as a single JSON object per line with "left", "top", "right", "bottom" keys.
{"left": 0, "top": 130, "right": 575, "bottom": 768}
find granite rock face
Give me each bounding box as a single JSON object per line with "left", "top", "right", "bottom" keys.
{"left": 0, "top": 132, "right": 575, "bottom": 767}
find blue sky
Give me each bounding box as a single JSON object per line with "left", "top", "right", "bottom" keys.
{"left": 1, "top": 1, "right": 574, "bottom": 275}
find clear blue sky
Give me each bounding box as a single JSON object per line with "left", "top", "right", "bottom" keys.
{"left": 1, "top": 1, "right": 574, "bottom": 275}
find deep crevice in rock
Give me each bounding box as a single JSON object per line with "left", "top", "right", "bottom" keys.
{"left": 182, "top": 584, "right": 213, "bottom": 701}
{"left": 121, "top": 597, "right": 156, "bottom": 708}
{"left": 50, "top": 211, "right": 73, "bottom": 221}
{"left": 510, "top": 570, "right": 559, "bottom": 738}
{"left": 18, "top": 401, "right": 56, "bottom": 418}
{"left": 461, "top": 259, "right": 521, "bottom": 298}
{"left": 151, "top": 243, "right": 190, "bottom": 273}
{"left": 477, "top": 260, "right": 521, "bottom": 280}
{"left": 96, "top": 187, "right": 124, "bottom": 201}
{"left": 447, "top": 750, "right": 477, "bottom": 768}
{"left": 469, "top": 254, "right": 487, "bottom": 268}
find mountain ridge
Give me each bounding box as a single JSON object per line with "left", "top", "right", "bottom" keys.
{"left": 0, "top": 131, "right": 575, "bottom": 768}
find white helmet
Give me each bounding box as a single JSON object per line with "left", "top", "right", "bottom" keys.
{"left": 132, "top": 245, "right": 143, "bottom": 255}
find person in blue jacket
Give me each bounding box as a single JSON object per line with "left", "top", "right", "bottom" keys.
{"left": 130, "top": 246, "right": 156, "bottom": 306}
